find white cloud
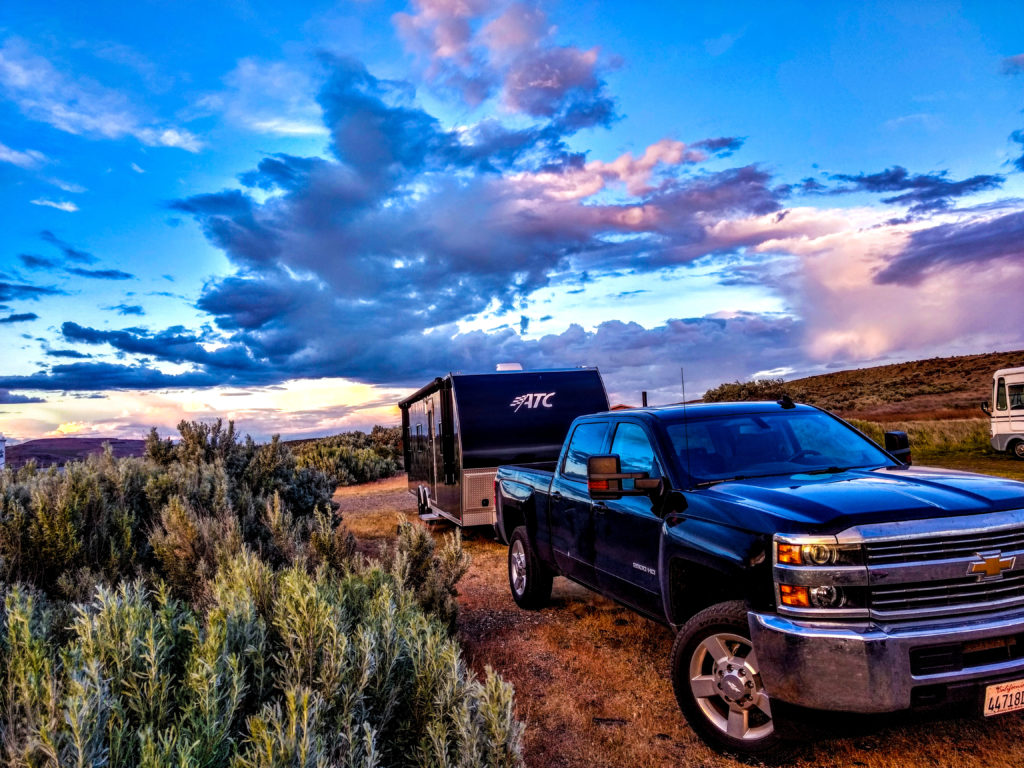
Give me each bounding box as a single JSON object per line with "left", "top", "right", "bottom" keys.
{"left": 45, "top": 177, "right": 86, "bottom": 193}
{"left": 131, "top": 162, "right": 145, "bottom": 174}
{"left": 199, "top": 58, "right": 328, "bottom": 137}
{"left": 30, "top": 198, "right": 78, "bottom": 212}
{"left": 0, "top": 139, "right": 46, "bottom": 168}
{"left": 0, "top": 38, "right": 202, "bottom": 151}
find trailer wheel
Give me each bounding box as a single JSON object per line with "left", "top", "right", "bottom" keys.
{"left": 1012, "top": 440, "right": 1024, "bottom": 461}
{"left": 671, "top": 601, "right": 794, "bottom": 762}
{"left": 508, "top": 526, "right": 552, "bottom": 610}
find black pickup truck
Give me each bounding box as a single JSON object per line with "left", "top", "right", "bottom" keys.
{"left": 494, "top": 401, "right": 1024, "bottom": 759}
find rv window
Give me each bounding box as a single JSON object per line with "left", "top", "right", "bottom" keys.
{"left": 562, "top": 422, "right": 609, "bottom": 480}
{"left": 1011, "top": 384, "right": 1024, "bottom": 410}
{"left": 997, "top": 378, "right": 1008, "bottom": 411}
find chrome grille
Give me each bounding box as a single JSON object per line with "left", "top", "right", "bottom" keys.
{"left": 864, "top": 524, "right": 1024, "bottom": 621}
{"left": 866, "top": 526, "right": 1024, "bottom": 565}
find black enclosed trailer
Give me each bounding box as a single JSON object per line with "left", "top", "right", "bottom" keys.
{"left": 398, "top": 368, "right": 609, "bottom": 530}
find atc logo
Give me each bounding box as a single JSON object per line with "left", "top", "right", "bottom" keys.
{"left": 510, "top": 392, "right": 555, "bottom": 412}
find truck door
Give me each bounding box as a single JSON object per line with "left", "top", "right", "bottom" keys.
{"left": 549, "top": 421, "right": 608, "bottom": 585}
{"left": 594, "top": 421, "right": 664, "bottom": 615}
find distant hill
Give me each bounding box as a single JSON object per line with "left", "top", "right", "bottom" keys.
{"left": 724, "top": 350, "right": 1024, "bottom": 421}
{"left": 5, "top": 438, "right": 146, "bottom": 470}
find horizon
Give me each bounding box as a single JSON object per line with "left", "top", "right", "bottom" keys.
{"left": 2, "top": 1, "right": 1023, "bottom": 442}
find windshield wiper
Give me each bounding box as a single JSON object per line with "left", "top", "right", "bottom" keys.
{"left": 802, "top": 466, "right": 849, "bottom": 475}
{"left": 693, "top": 475, "right": 747, "bottom": 488}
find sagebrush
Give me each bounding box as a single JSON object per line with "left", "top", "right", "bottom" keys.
{"left": 0, "top": 420, "right": 523, "bottom": 768}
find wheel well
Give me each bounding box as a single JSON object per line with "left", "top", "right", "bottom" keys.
{"left": 500, "top": 501, "right": 527, "bottom": 544}
{"left": 668, "top": 558, "right": 747, "bottom": 625}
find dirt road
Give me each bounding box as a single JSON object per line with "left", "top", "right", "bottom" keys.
{"left": 335, "top": 476, "right": 1024, "bottom": 768}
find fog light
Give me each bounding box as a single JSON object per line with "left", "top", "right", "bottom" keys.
{"left": 808, "top": 585, "right": 846, "bottom": 608}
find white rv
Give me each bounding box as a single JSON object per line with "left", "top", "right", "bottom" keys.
{"left": 984, "top": 366, "right": 1024, "bottom": 459}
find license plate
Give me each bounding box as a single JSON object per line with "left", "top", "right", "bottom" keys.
{"left": 984, "top": 678, "right": 1024, "bottom": 717}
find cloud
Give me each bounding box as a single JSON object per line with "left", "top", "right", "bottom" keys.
{"left": 44, "top": 349, "right": 92, "bottom": 359}
{"left": 0, "top": 281, "right": 65, "bottom": 302}
{"left": 0, "top": 390, "right": 45, "bottom": 405}
{"left": 105, "top": 303, "right": 145, "bottom": 315}
{"left": 31, "top": 199, "right": 79, "bottom": 212}
{"left": 40, "top": 230, "right": 96, "bottom": 264}
{"left": 874, "top": 209, "right": 1024, "bottom": 285}
{"left": 0, "top": 312, "right": 39, "bottom": 324}
{"left": 0, "top": 363, "right": 221, "bottom": 392}
{"left": 1011, "top": 130, "right": 1024, "bottom": 173}
{"left": 66, "top": 267, "right": 135, "bottom": 280}
{"left": 198, "top": 57, "right": 329, "bottom": 137}
{"left": 19, "top": 254, "right": 59, "bottom": 269}
{"left": 394, "top": 0, "right": 617, "bottom": 129}
{"left": 0, "top": 37, "right": 201, "bottom": 151}
{"left": 826, "top": 166, "right": 1003, "bottom": 213}
{"left": 131, "top": 162, "right": 145, "bottom": 174}
{"left": 1002, "top": 53, "right": 1024, "bottom": 75}
{"left": 0, "top": 140, "right": 46, "bottom": 168}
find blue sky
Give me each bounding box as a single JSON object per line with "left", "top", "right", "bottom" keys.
{"left": 1, "top": 0, "right": 1023, "bottom": 441}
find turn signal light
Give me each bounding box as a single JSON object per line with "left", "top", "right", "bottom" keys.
{"left": 588, "top": 479, "right": 609, "bottom": 491}
{"left": 779, "top": 585, "right": 810, "bottom": 608}
{"left": 777, "top": 544, "right": 803, "bottom": 565}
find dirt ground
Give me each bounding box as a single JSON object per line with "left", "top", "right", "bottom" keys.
{"left": 335, "top": 474, "right": 1024, "bottom": 768}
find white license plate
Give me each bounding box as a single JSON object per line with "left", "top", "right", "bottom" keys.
{"left": 984, "top": 678, "right": 1024, "bottom": 717}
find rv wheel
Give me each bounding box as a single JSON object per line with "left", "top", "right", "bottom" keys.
{"left": 1013, "top": 441, "right": 1024, "bottom": 461}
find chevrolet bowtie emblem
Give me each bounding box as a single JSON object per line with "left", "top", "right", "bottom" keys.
{"left": 969, "top": 551, "right": 1016, "bottom": 579}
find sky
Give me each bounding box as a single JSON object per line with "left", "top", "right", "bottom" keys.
{"left": 1, "top": 0, "right": 1023, "bottom": 443}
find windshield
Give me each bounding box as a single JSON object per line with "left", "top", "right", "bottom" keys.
{"left": 665, "top": 410, "right": 896, "bottom": 484}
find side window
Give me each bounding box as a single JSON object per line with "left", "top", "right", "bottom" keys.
{"left": 610, "top": 423, "right": 661, "bottom": 479}
{"left": 997, "top": 378, "right": 1008, "bottom": 411}
{"left": 562, "top": 422, "right": 609, "bottom": 480}
{"left": 1010, "top": 384, "right": 1024, "bottom": 410}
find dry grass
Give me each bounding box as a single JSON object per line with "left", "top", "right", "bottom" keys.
{"left": 336, "top": 474, "right": 1024, "bottom": 768}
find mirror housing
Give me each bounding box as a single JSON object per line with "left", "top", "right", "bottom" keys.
{"left": 587, "top": 455, "right": 662, "bottom": 500}
{"left": 981, "top": 400, "right": 991, "bottom": 416}
{"left": 884, "top": 431, "right": 912, "bottom": 465}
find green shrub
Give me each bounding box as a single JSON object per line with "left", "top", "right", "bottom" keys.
{"left": 293, "top": 429, "right": 401, "bottom": 488}
{"left": 0, "top": 560, "right": 523, "bottom": 768}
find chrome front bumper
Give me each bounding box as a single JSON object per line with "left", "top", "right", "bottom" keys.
{"left": 749, "top": 608, "right": 1024, "bottom": 712}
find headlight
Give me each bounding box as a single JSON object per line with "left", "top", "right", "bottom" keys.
{"left": 773, "top": 535, "right": 869, "bottom": 617}
{"left": 776, "top": 541, "right": 863, "bottom": 566}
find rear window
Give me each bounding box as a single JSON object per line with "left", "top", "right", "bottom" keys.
{"left": 562, "top": 422, "right": 609, "bottom": 480}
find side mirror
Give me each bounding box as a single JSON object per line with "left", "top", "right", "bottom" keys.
{"left": 884, "top": 431, "right": 912, "bottom": 466}
{"left": 981, "top": 401, "right": 991, "bottom": 416}
{"left": 587, "top": 455, "right": 662, "bottom": 500}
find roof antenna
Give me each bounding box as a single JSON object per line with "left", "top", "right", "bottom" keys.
{"left": 778, "top": 393, "right": 795, "bottom": 409}
{"left": 682, "top": 366, "right": 692, "bottom": 487}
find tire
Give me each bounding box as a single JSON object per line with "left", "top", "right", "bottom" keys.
{"left": 507, "top": 526, "right": 553, "bottom": 610}
{"left": 1012, "top": 441, "right": 1024, "bottom": 461}
{"left": 671, "top": 601, "right": 794, "bottom": 763}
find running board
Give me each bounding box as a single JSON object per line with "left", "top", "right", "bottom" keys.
{"left": 418, "top": 510, "right": 443, "bottom": 522}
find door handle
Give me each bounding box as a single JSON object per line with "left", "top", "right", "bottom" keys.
{"left": 593, "top": 502, "right": 609, "bottom": 515}
{"left": 551, "top": 491, "right": 563, "bottom": 501}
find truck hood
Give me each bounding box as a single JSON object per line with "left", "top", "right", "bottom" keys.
{"left": 693, "top": 465, "right": 1024, "bottom": 534}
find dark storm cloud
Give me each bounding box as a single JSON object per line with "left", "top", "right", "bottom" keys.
{"left": 692, "top": 137, "right": 745, "bottom": 156}
{"left": 0, "top": 312, "right": 39, "bottom": 324}
{"left": 40, "top": 230, "right": 97, "bottom": 264}
{"left": 0, "top": 390, "right": 45, "bottom": 404}
{"left": 1002, "top": 54, "right": 1024, "bottom": 75}
{"left": 0, "top": 281, "right": 65, "bottom": 301}
{"left": 66, "top": 266, "right": 136, "bottom": 280}
{"left": 61, "top": 322, "right": 261, "bottom": 372}
{"left": 826, "top": 166, "right": 1003, "bottom": 213}
{"left": 875, "top": 209, "right": 1024, "bottom": 285}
